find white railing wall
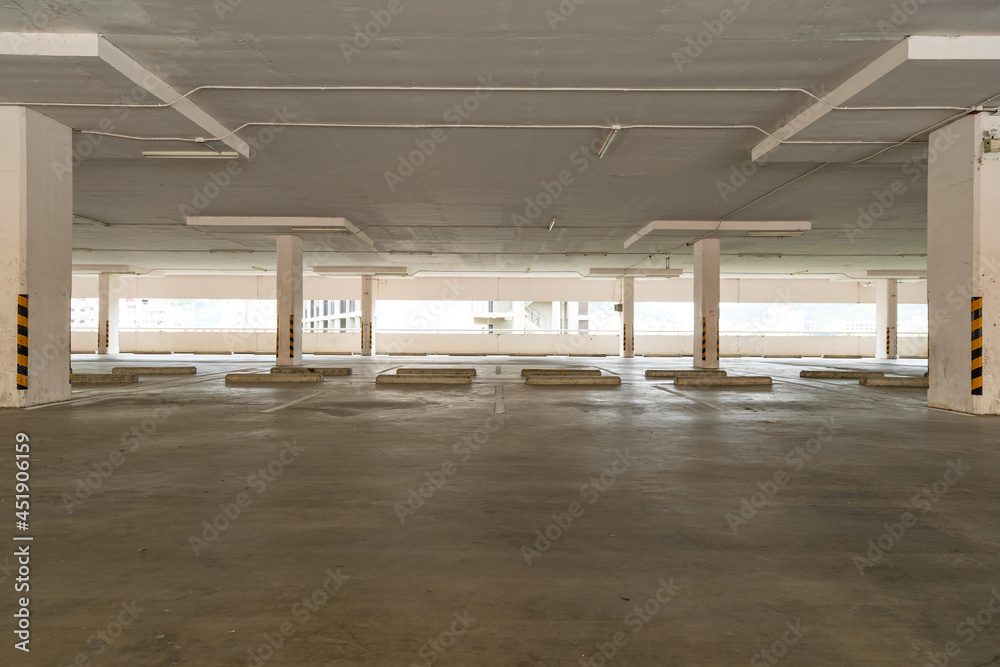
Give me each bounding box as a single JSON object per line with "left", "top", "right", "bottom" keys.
{"left": 70, "top": 329, "right": 928, "bottom": 357}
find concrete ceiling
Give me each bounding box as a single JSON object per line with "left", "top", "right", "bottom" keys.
{"left": 3, "top": 1, "right": 1000, "bottom": 278}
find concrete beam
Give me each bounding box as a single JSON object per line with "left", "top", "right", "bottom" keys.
{"left": 97, "top": 37, "right": 251, "bottom": 157}
{"left": 625, "top": 220, "right": 810, "bottom": 249}
{"left": 752, "top": 36, "right": 1000, "bottom": 161}
{"left": 0, "top": 34, "right": 251, "bottom": 158}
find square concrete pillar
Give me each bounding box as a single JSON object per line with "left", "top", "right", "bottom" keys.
{"left": 620, "top": 277, "right": 635, "bottom": 358}
{"left": 361, "top": 275, "right": 376, "bottom": 356}
{"left": 928, "top": 113, "right": 1000, "bottom": 413}
{"left": 0, "top": 107, "right": 73, "bottom": 407}
{"left": 693, "top": 239, "right": 720, "bottom": 369}
{"left": 275, "top": 235, "right": 302, "bottom": 366}
{"left": 875, "top": 279, "right": 898, "bottom": 359}
{"left": 97, "top": 273, "right": 122, "bottom": 355}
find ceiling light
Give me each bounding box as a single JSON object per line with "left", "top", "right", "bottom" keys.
{"left": 587, "top": 268, "right": 682, "bottom": 278}
{"left": 746, "top": 231, "right": 804, "bottom": 237}
{"left": 73, "top": 215, "right": 110, "bottom": 227}
{"left": 313, "top": 266, "right": 408, "bottom": 276}
{"left": 548, "top": 217, "right": 557, "bottom": 231}
{"left": 141, "top": 151, "right": 240, "bottom": 159}
{"left": 597, "top": 125, "right": 621, "bottom": 159}
{"left": 866, "top": 270, "right": 927, "bottom": 278}
{"left": 290, "top": 227, "right": 351, "bottom": 233}
{"left": 738, "top": 253, "right": 783, "bottom": 258}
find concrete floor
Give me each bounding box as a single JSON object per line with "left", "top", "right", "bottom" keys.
{"left": 2, "top": 353, "right": 999, "bottom": 666}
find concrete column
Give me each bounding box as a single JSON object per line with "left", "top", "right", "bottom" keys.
{"left": 875, "top": 279, "right": 898, "bottom": 359}
{"left": 693, "top": 239, "right": 720, "bottom": 369}
{"left": 361, "top": 275, "right": 376, "bottom": 356}
{"left": 928, "top": 113, "right": 1000, "bottom": 414}
{"left": 620, "top": 277, "right": 635, "bottom": 358}
{"left": 97, "top": 273, "right": 122, "bottom": 355}
{"left": 0, "top": 107, "right": 73, "bottom": 407}
{"left": 275, "top": 235, "right": 302, "bottom": 366}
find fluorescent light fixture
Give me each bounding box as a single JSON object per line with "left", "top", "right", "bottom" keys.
{"left": 739, "top": 253, "right": 783, "bottom": 258}
{"left": 587, "top": 268, "right": 682, "bottom": 278}
{"left": 73, "top": 214, "right": 110, "bottom": 227}
{"left": 142, "top": 150, "right": 239, "bottom": 159}
{"left": 72, "top": 265, "right": 138, "bottom": 274}
{"left": 548, "top": 217, "right": 557, "bottom": 231}
{"left": 313, "top": 266, "right": 408, "bottom": 276}
{"left": 290, "top": 227, "right": 351, "bottom": 233}
{"left": 185, "top": 216, "right": 376, "bottom": 249}
{"left": 597, "top": 125, "right": 621, "bottom": 159}
{"left": 209, "top": 249, "right": 253, "bottom": 254}
{"left": 866, "top": 270, "right": 927, "bottom": 278}
{"left": 746, "top": 231, "right": 805, "bottom": 237}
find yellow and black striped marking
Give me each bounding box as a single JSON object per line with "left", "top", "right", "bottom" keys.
{"left": 363, "top": 322, "right": 372, "bottom": 352}
{"left": 104, "top": 320, "right": 110, "bottom": 348}
{"left": 886, "top": 328, "right": 891, "bottom": 356}
{"left": 16, "top": 294, "right": 28, "bottom": 390}
{"left": 289, "top": 314, "right": 295, "bottom": 358}
{"left": 701, "top": 318, "right": 707, "bottom": 362}
{"left": 972, "top": 297, "right": 983, "bottom": 396}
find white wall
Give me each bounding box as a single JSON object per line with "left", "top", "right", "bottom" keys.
{"left": 71, "top": 330, "right": 927, "bottom": 357}
{"left": 72, "top": 274, "right": 929, "bottom": 305}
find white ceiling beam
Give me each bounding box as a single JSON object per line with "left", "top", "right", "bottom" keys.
{"left": 0, "top": 33, "right": 99, "bottom": 56}
{"left": 96, "top": 37, "right": 250, "bottom": 158}
{"left": 0, "top": 33, "right": 250, "bottom": 158}
{"left": 624, "top": 220, "right": 811, "bottom": 249}
{"left": 187, "top": 216, "right": 374, "bottom": 248}
{"left": 751, "top": 40, "right": 911, "bottom": 162}
{"left": 752, "top": 36, "right": 1000, "bottom": 162}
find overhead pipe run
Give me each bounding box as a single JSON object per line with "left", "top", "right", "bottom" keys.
{"left": 0, "top": 83, "right": 984, "bottom": 113}
{"left": 75, "top": 122, "right": 906, "bottom": 152}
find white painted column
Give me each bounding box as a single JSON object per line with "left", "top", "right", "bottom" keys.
{"left": 620, "top": 277, "right": 635, "bottom": 358}
{"left": 361, "top": 275, "right": 376, "bottom": 356}
{"left": 693, "top": 239, "right": 720, "bottom": 369}
{"left": 275, "top": 235, "right": 302, "bottom": 366}
{"left": 97, "top": 273, "right": 122, "bottom": 354}
{"left": 875, "top": 279, "right": 898, "bottom": 359}
{"left": 928, "top": 113, "right": 1000, "bottom": 414}
{"left": 0, "top": 107, "right": 73, "bottom": 407}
